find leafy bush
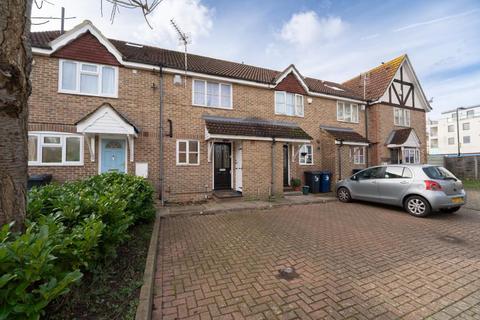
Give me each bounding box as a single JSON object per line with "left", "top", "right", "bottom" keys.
{"left": 0, "top": 173, "right": 155, "bottom": 319}
{"left": 290, "top": 178, "right": 302, "bottom": 189}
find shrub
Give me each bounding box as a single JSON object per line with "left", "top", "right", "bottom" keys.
{"left": 291, "top": 178, "right": 301, "bottom": 189}
{"left": 1, "top": 173, "right": 156, "bottom": 319}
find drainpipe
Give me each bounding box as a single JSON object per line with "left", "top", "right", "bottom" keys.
{"left": 270, "top": 137, "right": 276, "bottom": 197}
{"left": 338, "top": 140, "right": 343, "bottom": 180}
{"left": 364, "top": 103, "right": 369, "bottom": 166}
{"left": 158, "top": 64, "right": 165, "bottom": 205}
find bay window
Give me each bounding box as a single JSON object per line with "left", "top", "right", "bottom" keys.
{"left": 59, "top": 60, "right": 118, "bottom": 97}
{"left": 337, "top": 101, "right": 359, "bottom": 123}
{"left": 394, "top": 108, "right": 411, "bottom": 127}
{"left": 28, "top": 132, "right": 83, "bottom": 166}
{"left": 177, "top": 140, "right": 200, "bottom": 165}
{"left": 299, "top": 144, "right": 313, "bottom": 165}
{"left": 403, "top": 148, "right": 420, "bottom": 164}
{"left": 275, "top": 91, "right": 304, "bottom": 117}
{"left": 193, "top": 79, "right": 232, "bottom": 109}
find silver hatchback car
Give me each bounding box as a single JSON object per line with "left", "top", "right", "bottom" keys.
{"left": 336, "top": 164, "right": 466, "bottom": 217}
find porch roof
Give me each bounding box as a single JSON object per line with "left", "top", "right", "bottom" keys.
{"left": 320, "top": 126, "right": 369, "bottom": 145}
{"left": 204, "top": 115, "right": 312, "bottom": 142}
{"left": 386, "top": 128, "right": 420, "bottom": 147}
{"left": 75, "top": 103, "right": 139, "bottom": 136}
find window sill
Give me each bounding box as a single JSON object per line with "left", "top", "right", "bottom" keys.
{"left": 337, "top": 119, "right": 359, "bottom": 124}
{"left": 58, "top": 90, "right": 118, "bottom": 99}
{"left": 28, "top": 162, "right": 84, "bottom": 167}
{"left": 275, "top": 112, "right": 304, "bottom": 118}
{"left": 299, "top": 163, "right": 314, "bottom": 166}
{"left": 192, "top": 104, "right": 233, "bottom": 110}
{"left": 176, "top": 163, "right": 200, "bottom": 166}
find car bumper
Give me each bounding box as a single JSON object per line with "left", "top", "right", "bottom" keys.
{"left": 425, "top": 190, "right": 467, "bottom": 211}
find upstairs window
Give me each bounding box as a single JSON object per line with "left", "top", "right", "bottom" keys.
{"left": 463, "top": 122, "right": 470, "bottom": 130}
{"left": 28, "top": 132, "right": 83, "bottom": 166}
{"left": 275, "top": 91, "right": 304, "bottom": 117}
{"left": 394, "top": 108, "right": 410, "bottom": 127}
{"left": 467, "top": 110, "right": 474, "bottom": 118}
{"left": 299, "top": 144, "right": 313, "bottom": 165}
{"left": 448, "top": 125, "right": 455, "bottom": 132}
{"left": 59, "top": 60, "right": 117, "bottom": 97}
{"left": 337, "top": 101, "right": 359, "bottom": 123}
{"left": 193, "top": 80, "right": 232, "bottom": 109}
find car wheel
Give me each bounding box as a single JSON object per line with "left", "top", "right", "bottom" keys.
{"left": 441, "top": 206, "right": 461, "bottom": 213}
{"left": 337, "top": 187, "right": 352, "bottom": 203}
{"left": 404, "top": 196, "right": 431, "bottom": 217}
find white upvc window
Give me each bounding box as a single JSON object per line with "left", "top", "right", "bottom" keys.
{"left": 394, "top": 108, "right": 411, "bottom": 127}
{"left": 403, "top": 148, "right": 420, "bottom": 164}
{"left": 351, "top": 146, "right": 365, "bottom": 164}
{"left": 275, "top": 91, "right": 304, "bottom": 117}
{"left": 299, "top": 144, "right": 313, "bottom": 165}
{"left": 336, "top": 101, "right": 359, "bottom": 123}
{"left": 176, "top": 140, "right": 200, "bottom": 165}
{"left": 28, "top": 132, "right": 83, "bottom": 166}
{"left": 192, "top": 79, "right": 232, "bottom": 109}
{"left": 59, "top": 59, "right": 118, "bottom": 97}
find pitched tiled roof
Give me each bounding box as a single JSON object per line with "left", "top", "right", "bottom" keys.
{"left": 342, "top": 55, "right": 406, "bottom": 101}
{"left": 386, "top": 128, "right": 413, "bottom": 145}
{"left": 29, "top": 30, "right": 363, "bottom": 100}
{"left": 204, "top": 116, "right": 312, "bottom": 140}
{"left": 320, "top": 126, "right": 369, "bottom": 144}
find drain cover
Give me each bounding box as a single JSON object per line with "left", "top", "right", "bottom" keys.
{"left": 277, "top": 267, "right": 299, "bottom": 281}
{"left": 438, "top": 235, "right": 465, "bottom": 244}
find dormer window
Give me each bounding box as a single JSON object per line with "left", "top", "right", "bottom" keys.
{"left": 59, "top": 59, "right": 118, "bottom": 97}
{"left": 275, "top": 91, "right": 304, "bottom": 117}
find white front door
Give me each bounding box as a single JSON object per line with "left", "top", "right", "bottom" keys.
{"left": 235, "top": 142, "right": 243, "bottom": 192}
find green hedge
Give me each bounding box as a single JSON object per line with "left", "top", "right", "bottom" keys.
{"left": 0, "top": 173, "right": 155, "bottom": 320}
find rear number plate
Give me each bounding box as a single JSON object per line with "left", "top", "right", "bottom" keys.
{"left": 452, "top": 197, "right": 464, "bottom": 204}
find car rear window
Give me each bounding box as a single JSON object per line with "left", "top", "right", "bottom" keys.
{"left": 423, "top": 166, "right": 457, "bottom": 180}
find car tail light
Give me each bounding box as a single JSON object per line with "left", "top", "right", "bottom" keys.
{"left": 425, "top": 180, "right": 442, "bottom": 191}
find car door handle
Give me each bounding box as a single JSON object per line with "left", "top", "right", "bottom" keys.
{"left": 371, "top": 181, "right": 377, "bottom": 184}
{"left": 400, "top": 181, "right": 409, "bottom": 184}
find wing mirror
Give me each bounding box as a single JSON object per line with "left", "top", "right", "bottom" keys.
{"left": 351, "top": 175, "right": 358, "bottom": 181}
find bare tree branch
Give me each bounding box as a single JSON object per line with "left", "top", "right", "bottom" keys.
{"left": 104, "top": 0, "right": 164, "bottom": 28}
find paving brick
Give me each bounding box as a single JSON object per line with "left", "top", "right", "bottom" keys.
{"left": 153, "top": 203, "right": 480, "bottom": 319}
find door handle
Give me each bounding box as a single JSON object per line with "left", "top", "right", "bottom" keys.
{"left": 371, "top": 181, "right": 377, "bottom": 184}
{"left": 400, "top": 181, "right": 408, "bottom": 184}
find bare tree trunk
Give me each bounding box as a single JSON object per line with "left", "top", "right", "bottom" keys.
{"left": 0, "top": 0, "right": 32, "bottom": 230}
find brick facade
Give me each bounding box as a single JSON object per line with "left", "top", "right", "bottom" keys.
{"left": 28, "top": 27, "right": 429, "bottom": 203}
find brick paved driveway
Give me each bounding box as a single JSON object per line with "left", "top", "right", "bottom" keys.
{"left": 153, "top": 203, "right": 480, "bottom": 319}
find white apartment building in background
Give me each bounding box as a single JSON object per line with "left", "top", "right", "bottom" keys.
{"left": 428, "top": 105, "right": 480, "bottom": 155}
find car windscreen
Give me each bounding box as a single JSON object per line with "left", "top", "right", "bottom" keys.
{"left": 422, "top": 166, "right": 457, "bottom": 180}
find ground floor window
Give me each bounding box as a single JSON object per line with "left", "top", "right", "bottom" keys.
{"left": 299, "top": 144, "right": 313, "bottom": 165}
{"left": 176, "top": 140, "right": 200, "bottom": 165}
{"left": 351, "top": 146, "right": 365, "bottom": 164}
{"left": 403, "top": 148, "right": 420, "bottom": 164}
{"left": 28, "top": 132, "right": 83, "bottom": 165}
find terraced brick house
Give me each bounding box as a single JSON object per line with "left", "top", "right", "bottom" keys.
{"left": 28, "top": 21, "right": 431, "bottom": 202}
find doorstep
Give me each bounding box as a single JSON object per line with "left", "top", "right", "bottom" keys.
{"left": 159, "top": 193, "right": 337, "bottom": 217}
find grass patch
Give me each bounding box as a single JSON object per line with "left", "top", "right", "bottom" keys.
{"left": 45, "top": 221, "right": 154, "bottom": 320}
{"left": 463, "top": 179, "right": 480, "bottom": 190}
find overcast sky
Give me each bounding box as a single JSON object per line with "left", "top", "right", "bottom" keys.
{"left": 31, "top": 0, "right": 480, "bottom": 119}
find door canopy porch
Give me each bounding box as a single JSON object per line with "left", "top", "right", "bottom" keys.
{"left": 204, "top": 115, "right": 312, "bottom": 143}
{"left": 320, "top": 126, "right": 370, "bottom": 146}
{"left": 75, "top": 103, "right": 139, "bottom": 162}
{"left": 385, "top": 128, "right": 420, "bottom": 148}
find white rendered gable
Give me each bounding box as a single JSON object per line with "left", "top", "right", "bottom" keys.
{"left": 76, "top": 104, "right": 137, "bottom": 136}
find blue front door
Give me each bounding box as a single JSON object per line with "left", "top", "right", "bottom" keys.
{"left": 101, "top": 139, "right": 126, "bottom": 173}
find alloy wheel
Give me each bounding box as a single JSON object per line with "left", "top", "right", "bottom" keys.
{"left": 407, "top": 198, "right": 426, "bottom": 215}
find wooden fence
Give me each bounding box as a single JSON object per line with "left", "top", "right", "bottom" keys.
{"left": 444, "top": 155, "right": 480, "bottom": 180}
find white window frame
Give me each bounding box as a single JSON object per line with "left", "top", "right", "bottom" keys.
{"left": 394, "top": 108, "right": 411, "bottom": 127}
{"left": 403, "top": 148, "right": 420, "bottom": 164}
{"left": 351, "top": 146, "right": 365, "bottom": 164}
{"left": 299, "top": 144, "right": 313, "bottom": 165}
{"left": 447, "top": 125, "right": 455, "bottom": 132}
{"left": 28, "top": 132, "right": 84, "bottom": 166}
{"left": 274, "top": 91, "right": 304, "bottom": 117}
{"left": 192, "top": 79, "right": 233, "bottom": 109}
{"left": 462, "top": 122, "right": 470, "bottom": 130}
{"left": 176, "top": 140, "right": 200, "bottom": 166}
{"left": 336, "top": 101, "right": 359, "bottom": 123}
{"left": 463, "top": 136, "right": 471, "bottom": 144}
{"left": 58, "top": 59, "right": 118, "bottom": 98}
{"left": 448, "top": 137, "right": 455, "bottom": 145}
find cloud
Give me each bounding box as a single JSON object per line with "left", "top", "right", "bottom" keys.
{"left": 134, "top": 0, "right": 214, "bottom": 48}
{"left": 393, "top": 9, "right": 478, "bottom": 32}
{"left": 279, "top": 11, "right": 345, "bottom": 46}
